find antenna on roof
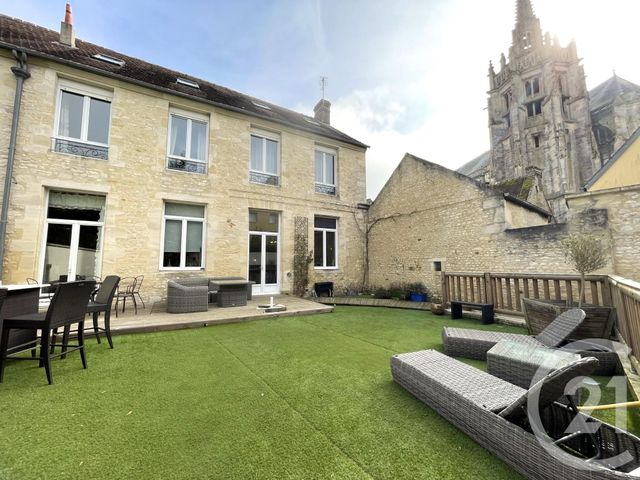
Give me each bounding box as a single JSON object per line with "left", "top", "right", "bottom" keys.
{"left": 320, "top": 76, "right": 328, "bottom": 100}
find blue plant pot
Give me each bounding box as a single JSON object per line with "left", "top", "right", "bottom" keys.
{"left": 409, "top": 292, "right": 427, "bottom": 302}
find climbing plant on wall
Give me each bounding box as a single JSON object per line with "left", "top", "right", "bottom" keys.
{"left": 293, "top": 216, "right": 312, "bottom": 296}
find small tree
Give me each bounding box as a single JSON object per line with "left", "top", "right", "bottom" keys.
{"left": 561, "top": 234, "right": 609, "bottom": 307}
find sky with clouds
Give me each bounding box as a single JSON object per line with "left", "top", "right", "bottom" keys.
{"left": 3, "top": 0, "right": 640, "bottom": 198}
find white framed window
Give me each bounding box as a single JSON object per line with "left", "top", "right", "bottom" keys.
{"left": 250, "top": 129, "right": 280, "bottom": 186}
{"left": 315, "top": 146, "right": 337, "bottom": 195}
{"left": 167, "top": 108, "right": 209, "bottom": 174}
{"left": 313, "top": 216, "right": 337, "bottom": 269}
{"left": 161, "top": 202, "right": 205, "bottom": 270}
{"left": 53, "top": 79, "right": 113, "bottom": 160}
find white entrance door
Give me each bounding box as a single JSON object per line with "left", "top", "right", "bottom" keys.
{"left": 248, "top": 210, "right": 280, "bottom": 295}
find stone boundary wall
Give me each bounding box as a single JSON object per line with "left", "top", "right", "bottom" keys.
{"left": 366, "top": 155, "right": 627, "bottom": 296}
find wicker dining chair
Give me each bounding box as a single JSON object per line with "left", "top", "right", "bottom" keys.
{"left": 0, "top": 280, "right": 96, "bottom": 385}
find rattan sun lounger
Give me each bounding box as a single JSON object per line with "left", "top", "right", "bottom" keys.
{"left": 442, "top": 308, "right": 619, "bottom": 375}
{"left": 391, "top": 349, "right": 640, "bottom": 479}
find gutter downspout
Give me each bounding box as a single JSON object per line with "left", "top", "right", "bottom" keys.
{"left": 0, "top": 50, "right": 30, "bottom": 283}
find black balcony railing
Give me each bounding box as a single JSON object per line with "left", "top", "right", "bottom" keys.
{"left": 54, "top": 139, "right": 108, "bottom": 160}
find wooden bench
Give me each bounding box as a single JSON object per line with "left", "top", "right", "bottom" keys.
{"left": 451, "top": 300, "right": 494, "bottom": 324}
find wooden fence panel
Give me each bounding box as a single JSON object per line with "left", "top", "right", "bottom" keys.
{"left": 441, "top": 272, "right": 640, "bottom": 362}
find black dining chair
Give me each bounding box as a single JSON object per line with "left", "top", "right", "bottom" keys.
{"left": 86, "top": 275, "right": 120, "bottom": 348}
{"left": 53, "top": 275, "right": 121, "bottom": 358}
{"left": 0, "top": 280, "right": 95, "bottom": 385}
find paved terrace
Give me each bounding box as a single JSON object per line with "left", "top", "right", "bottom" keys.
{"left": 108, "top": 295, "right": 333, "bottom": 335}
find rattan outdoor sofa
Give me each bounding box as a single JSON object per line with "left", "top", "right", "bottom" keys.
{"left": 442, "top": 308, "right": 619, "bottom": 375}
{"left": 391, "top": 349, "right": 640, "bottom": 479}
{"left": 167, "top": 278, "right": 209, "bottom": 313}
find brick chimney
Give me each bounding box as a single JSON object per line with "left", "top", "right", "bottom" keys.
{"left": 313, "top": 99, "right": 331, "bottom": 125}
{"left": 60, "top": 3, "right": 76, "bottom": 48}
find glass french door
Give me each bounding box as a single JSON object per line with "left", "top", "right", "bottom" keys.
{"left": 248, "top": 233, "right": 280, "bottom": 295}
{"left": 42, "top": 222, "right": 103, "bottom": 283}
{"left": 40, "top": 190, "right": 105, "bottom": 284}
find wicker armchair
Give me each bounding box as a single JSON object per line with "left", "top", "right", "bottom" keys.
{"left": 167, "top": 278, "right": 209, "bottom": 313}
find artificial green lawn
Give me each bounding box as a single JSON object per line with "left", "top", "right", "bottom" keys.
{"left": 0, "top": 306, "right": 635, "bottom": 479}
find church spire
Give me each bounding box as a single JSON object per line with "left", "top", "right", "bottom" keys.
{"left": 516, "top": 0, "right": 535, "bottom": 25}
{"left": 511, "top": 0, "right": 542, "bottom": 56}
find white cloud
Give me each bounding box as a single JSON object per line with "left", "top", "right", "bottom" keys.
{"left": 331, "top": 85, "right": 489, "bottom": 200}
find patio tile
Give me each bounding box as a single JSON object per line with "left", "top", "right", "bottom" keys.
{"left": 109, "top": 295, "right": 332, "bottom": 335}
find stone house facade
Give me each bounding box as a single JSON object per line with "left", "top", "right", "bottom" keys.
{"left": 0, "top": 13, "right": 368, "bottom": 304}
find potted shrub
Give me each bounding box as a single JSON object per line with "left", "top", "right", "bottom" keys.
{"left": 522, "top": 234, "right": 615, "bottom": 339}
{"left": 430, "top": 295, "right": 445, "bottom": 315}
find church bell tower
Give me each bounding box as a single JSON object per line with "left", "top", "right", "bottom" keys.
{"left": 486, "top": 0, "right": 599, "bottom": 219}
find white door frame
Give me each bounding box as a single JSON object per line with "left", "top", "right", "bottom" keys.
{"left": 38, "top": 219, "right": 104, "bottom": 283}
{"left": 247, "top": 230, "right": 281, "bottom": 295}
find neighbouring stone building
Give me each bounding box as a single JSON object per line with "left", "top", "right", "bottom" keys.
{"left": 367, "top": 146, "right": 640, "bottom": 295}
{"left": 367, "top": 154, "right": 613, "bottom": 295}
{"left": 459, "top": 0, "right": 640, "bottom": 221}
{"left": 0, "top": 10, "right": 368, "bottom": 303}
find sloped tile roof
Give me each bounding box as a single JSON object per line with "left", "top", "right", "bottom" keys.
{"left": 0, "top": 14, "right": 367, "bottom": 149}
{"left": 589, "top": 74, "right": 640, "bottom": 112}
{"left": 457, "top": 150, "right": 490, "bottom": 178}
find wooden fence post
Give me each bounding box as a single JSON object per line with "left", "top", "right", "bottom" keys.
{"left": 484, "top": 273, "right": 493, "bottom": 305}
{"left": 602, "top": 278, "right": 614, "bottom": 307}
{"left": 441, "top": 272, "right": 448, "bottom": 304}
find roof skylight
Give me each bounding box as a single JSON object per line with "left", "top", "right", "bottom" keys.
{"left": 304, "top": 117, "right": 320, "bottom": 126}
{"left": 176, "top": 77, "right": 200, "bottom": 89}
{"left": 92, "top": 53, "right": 125, "bottom": 67}
{"left": 252, "top": 101, "right": 272, "bottom": 110}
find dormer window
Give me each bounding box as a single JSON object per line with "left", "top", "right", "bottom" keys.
{"left": 251, "top": 101, "right": 271, "bottom": 110}
{"left": 176, "top": 78, "right": 200, "bottom": 89}
{"left": 91, "top": 53, "right": 125, "bottom": 67}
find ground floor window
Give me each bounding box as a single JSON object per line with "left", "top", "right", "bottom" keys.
{"left": 162, "top": 202, "right": 205, "bottom": 269}
{"left": 313, "top": 216, "right": 337, "bottom": 268}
